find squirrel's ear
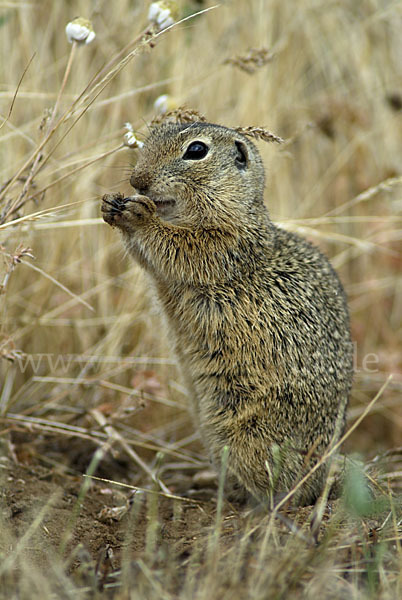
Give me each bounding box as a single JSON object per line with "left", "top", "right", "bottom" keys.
{"left": 235, "top": 140, "right": 248, "bottom": 170}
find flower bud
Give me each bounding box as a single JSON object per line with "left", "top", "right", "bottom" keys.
{"left": 65, "top": 17, "right": 96, "bottom": 45}
{"left": 148, "top": 1, "right": 178, "bottom": 31}
{"left": 123, "top": 123, "right": 144, "bottom": 149}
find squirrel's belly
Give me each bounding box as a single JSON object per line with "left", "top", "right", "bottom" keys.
{"left": 154, "top": 278, "right": 351, "bottom": 505}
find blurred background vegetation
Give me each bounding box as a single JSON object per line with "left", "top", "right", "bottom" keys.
{"left": 0, "top": 2, "right": 401, "bottom": 598}
{"left": 0, "top": 0, "right": 401, "bottom": 497}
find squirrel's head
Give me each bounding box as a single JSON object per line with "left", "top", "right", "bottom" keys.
{"left": 129, "top": 122, "right": 266, "bottom": 228}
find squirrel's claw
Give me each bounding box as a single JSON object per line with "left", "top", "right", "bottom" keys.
{"left": 101, "top": 193, "right": 155, "bottom": 229}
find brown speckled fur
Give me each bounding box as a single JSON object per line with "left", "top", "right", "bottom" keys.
{"left": 102, "top": 122, "right": 353, "bottom": 506}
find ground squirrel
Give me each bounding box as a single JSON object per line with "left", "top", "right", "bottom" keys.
{"left": 102, "top": 122, "right": 354, "bottom": 506}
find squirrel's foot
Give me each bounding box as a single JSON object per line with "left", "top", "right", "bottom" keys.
{"left": 102, "top": 193, "right": 155, "bottom": 231}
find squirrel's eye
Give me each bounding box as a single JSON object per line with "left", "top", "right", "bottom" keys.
{"left": 183, "top": 141, "right": 209, "bottom": 160}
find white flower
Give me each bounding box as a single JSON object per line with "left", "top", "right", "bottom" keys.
{"left": 148, "top": 2, "right": 176, "bottom": 31}
{"left": 65, "top": 17, "right": 96, "bottom": 45}
{"left": 153, "top": 94, "right": 179, "bottom": 114}
{"left": 154, "top": 94, "right": 169, "bottom": 114}
{"left": 123, "top": 123, "right": 144, "bottom": 149}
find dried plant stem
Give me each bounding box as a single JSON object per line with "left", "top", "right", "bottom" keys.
{"left": 68, "top": 5, "right": 219, "bottom": 126}
{"left": 0, "top": 34, "right": 146, "bottom": 217}
{"left": 2, "top": 141, "right": 122, "bottom": 226}
{"left": 0, "top": 199, "right": 88, "bottom": 231}
{"left": 79, "top": 28, "right": 154, "bottom": 109}
{"left": 91, "top": 409, "right": 171, "bottom": 494}
{"left": 0, "top": 117, "right": 67, "bottom": 217}
{"left": 3, "top": 412, "right": 199, "bottom": 462}
{"left": 29, "top": 43, "right": 157, "bottom": 184}
{"left": 26, "top": 143, "right": 124, "bottom": 205}
{"left": 84, "top": 474, "right": 200, "bottom": 503}
{"left": 0, "top": 44, "right": 77, "bottom": 218}
{"left": 19, "top": 258, "right": 94, "bottom": 312}
{"left": 0, "top": 5, "right": 220, "bottom": 222}
{"left": 0, "top": 245, "right": 34, "bottom": 293}
{"left": 48, "top": 41, "right": 78, "bottom": 134}
{"left": 326, "top": 175, "right": 402, "bottom": 217}
{"left": 0, "top": 53, "right": 35, "bottom": 133}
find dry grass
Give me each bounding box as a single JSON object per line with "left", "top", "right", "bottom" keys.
{"left": 0, "top": 0, "right": 401, "bottom": 598}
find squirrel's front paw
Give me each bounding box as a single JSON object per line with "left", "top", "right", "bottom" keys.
{"left": 102, "top": 193, "right": 155, "bottom": 231}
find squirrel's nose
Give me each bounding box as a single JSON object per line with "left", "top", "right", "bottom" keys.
{"left": 130, "top": 171, "right": 150, "bottom": 194}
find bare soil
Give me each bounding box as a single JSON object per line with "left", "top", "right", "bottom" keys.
{"left": 0, "top": 457, "right": 221, "bottom": 573}
{"left": 1, "top": 431, "right": 401, "bottom": 599}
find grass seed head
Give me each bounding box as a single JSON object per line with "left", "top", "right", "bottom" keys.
{"left": 150, "top": 105, "right": 206, "bottom": 126}
{"left": 235, "top": 126, "right": 284, "bottom": 144}
{"left": 224, "top": 47, "right": 275, "bottom": 74}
